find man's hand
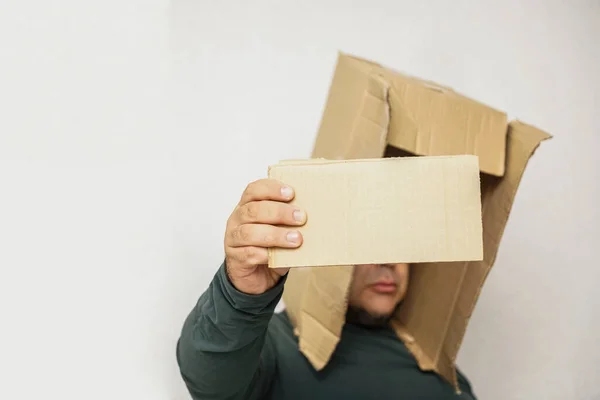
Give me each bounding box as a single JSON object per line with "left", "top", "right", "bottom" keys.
{"left": 224, "top": 179, "right": 307, "bottom": 295}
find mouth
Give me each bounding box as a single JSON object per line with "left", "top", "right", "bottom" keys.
{"left": 370, "top": 282, "right": 398, "bottom": 294}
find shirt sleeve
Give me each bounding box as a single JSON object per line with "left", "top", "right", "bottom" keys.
{"left": 176, "top": 261, "right": 286, "bottom": 400}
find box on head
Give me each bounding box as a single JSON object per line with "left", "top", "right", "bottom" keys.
{"left": 277, "top": 52, "right": 552, "bottom": 391}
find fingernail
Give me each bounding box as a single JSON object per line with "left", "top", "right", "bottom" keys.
{"left": 293, "top": 209, "right": 306, "bottom": 223}
{"left": 286, "top": 231, "right": 300, "bottom": 243}
{"left": 281, "top": 186, "right": 294, "bottom": 199}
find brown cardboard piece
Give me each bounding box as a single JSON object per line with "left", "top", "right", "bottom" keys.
{"left": 268, "top": 156, "right": 484, "bottom": 267}
{"left": 312, "top": 54, "right": 509, "bottom": 176}
{"left": 282, "top": 52, "right": 552, "bottom": 391}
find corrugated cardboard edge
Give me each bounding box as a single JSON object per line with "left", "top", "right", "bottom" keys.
{"left": 394, "top": 120, "right": 552, "bottom": 392}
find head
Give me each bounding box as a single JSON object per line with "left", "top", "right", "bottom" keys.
{"left": 346, "top": 263, "right": 410, "bottom": 327}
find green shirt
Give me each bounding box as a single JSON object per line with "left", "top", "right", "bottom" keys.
{"left": 177, "top": 263, "right": 476, "bottom": 399}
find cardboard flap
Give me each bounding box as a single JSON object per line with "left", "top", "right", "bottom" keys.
{"left": 312, "top": 55, "right": 390, "bottom": 160}
{"left": 395, "top": 120, "right": 552, "bottom": 390}
{"left": 320, "top": 53, "right": 509, "bottom": 176}
{"left": 479, "top": 120, "right": 552, "bottom": 268}
{"left": 345, "top": 75, "right": 390, "bottom": 158}
{"left": 385, "top": 74, "right": 508, "bottom": 177}
{"left": 283, "top": 266, "right": 354, "bottom": 370}
{"left": 394, "top": 261, "right": 469, "bottom": 389}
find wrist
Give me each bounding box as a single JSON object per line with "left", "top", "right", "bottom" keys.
{"left": 224, "top": 259, "right": 281, "bottom": 295}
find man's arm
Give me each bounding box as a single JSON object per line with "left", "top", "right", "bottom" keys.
{"left": 177, "top": 179, "right": 305, "bottom": 398}
{"left": 176, "top": 261, "right": 286, "bottom": 400}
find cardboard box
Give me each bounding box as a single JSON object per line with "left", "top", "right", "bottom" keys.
{"left": 281, "top": 52, "right": 551, "bottom": 391}
{"left": 268, "top": 155, "right": 484, "bottom": 267}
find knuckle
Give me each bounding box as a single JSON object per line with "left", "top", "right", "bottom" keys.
{"left": 261, "top": 230, "right": 275, "bottom": 245}
{"left": 239, "top": 225, "right": 252, "bottom": 242}
{"left": 265, "top": 203, "right": 285, "bottom": 223}
{"left": 260, "top": 203, "right": 274, "bottom": 221}
{"left": 230, "top": 225, "right": 241, "bottom": 242}
{"left": 242, "top": 247, "right": 257, "bottom": 263}
{"left": 243, "top": 203, "right": 259, "bottom": 221}
{"left": 268, "top": 204, "right": 281, "bottom": 222}
{"left": 225, "top": 222, "right": 235, "bottom": 243}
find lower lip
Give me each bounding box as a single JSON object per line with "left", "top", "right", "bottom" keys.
{"left": 371, "top": 283, "right": 397, "bottom": 293}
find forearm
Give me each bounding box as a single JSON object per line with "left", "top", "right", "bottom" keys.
{"left": 176, "top": 261, "right": 284, "bottom": 399}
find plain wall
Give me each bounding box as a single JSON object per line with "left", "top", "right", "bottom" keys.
{"left": 1, "top": 1, "right": 599, "bottom": 399}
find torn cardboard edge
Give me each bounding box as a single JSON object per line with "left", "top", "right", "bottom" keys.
{"left": 282, "top": 51, "right": 553, "bottom": 393}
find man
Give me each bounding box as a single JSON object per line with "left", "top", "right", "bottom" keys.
{"left": 177, "top": 179, "right": 476, "bottom": 399}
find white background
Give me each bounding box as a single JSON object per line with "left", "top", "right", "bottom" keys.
{"left": 1, "top": 1, "right": 599, "bottom": 399}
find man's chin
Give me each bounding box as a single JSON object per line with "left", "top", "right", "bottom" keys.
{"left": 345, "top": 304, "right": 396, "bottom": 328}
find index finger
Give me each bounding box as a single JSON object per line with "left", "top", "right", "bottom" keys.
{"left": 239, "top": 179, "right": 294, "bottom": 205}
